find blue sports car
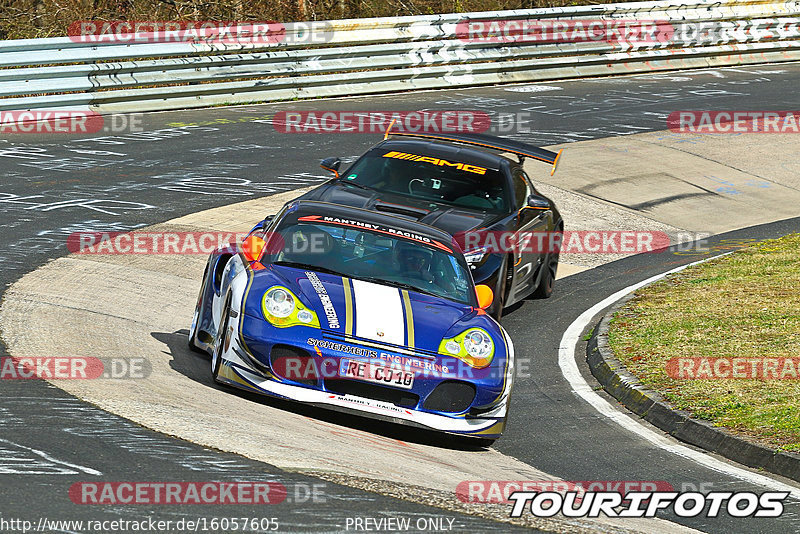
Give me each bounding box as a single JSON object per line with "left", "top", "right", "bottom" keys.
{"left": 188, "top": 200, "right": 515, "bottom": 441}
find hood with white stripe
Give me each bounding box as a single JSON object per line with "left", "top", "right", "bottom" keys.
{"left": 243, "top": 265, "right": 497, "bottom": 354}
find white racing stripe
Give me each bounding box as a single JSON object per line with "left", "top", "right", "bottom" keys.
{"left": 352, "top": 279, "right": 405, "bottom": 346}
{"left": 558, "top": 254, "right": 800, "bottom": 500}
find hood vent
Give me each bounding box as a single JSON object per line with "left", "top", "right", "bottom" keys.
{"left": 373, "top": 202, "right": 430, "bottom": 220}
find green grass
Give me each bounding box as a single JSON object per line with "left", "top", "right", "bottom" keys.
{"left": 582, "top": 326, "right": 594, "bottom": 342}
{"left": 608, "top": 234, "right": 800, "bottom": 453}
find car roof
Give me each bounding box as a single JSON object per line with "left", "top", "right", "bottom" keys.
{"left": 371, "top": 139, "right": 512, "bottom": 170}
{"left": 287, "top": 200, "right": 461, "bottom": 248}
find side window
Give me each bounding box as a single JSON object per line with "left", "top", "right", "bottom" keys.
{"left": 512, "top": 169, "right": 532, "bottom": 209}
{"left": 521, "top": 171, "right": 537, "bottom": 195}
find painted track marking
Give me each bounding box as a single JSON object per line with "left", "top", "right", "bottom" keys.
{"left": 0, "top": 437, "right": 101, "bottom": 475}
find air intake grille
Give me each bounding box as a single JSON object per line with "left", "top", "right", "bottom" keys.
{"left": 423, "top": 381, "right": 476, "bottom": 413}
{"left": 325, "top": 380, "right": 419, "bottom": 408}
{"left": 269, "top": 344, "right": 318, "bottom": 386}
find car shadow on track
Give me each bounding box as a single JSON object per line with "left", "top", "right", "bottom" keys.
{"left": 152, "top": 329, "right": 494, "bottom": 451}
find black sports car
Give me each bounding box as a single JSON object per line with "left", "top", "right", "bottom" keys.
{"left": 300, "top": 131, "right": 564, "bottom": 319}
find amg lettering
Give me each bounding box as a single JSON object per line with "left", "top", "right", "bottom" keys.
{"left": 382, "top": 151, "right": 487, "bottom": 175}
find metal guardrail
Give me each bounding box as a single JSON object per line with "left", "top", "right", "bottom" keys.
{"left": 1, "top": 0, "right": 799, "bottom": 113}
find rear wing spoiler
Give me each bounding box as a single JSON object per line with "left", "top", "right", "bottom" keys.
{"left": 384, "top": 127, "right": 563, "bottom": 176}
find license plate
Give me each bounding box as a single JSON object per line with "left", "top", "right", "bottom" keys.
{"left": 339, "top": 359, "right": 414, "bottom": 389}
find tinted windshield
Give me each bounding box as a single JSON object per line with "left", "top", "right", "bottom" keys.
{"left": 264, "top": 214, "right": 475, "bottom": 306}
{"left": 341, "top": 148, "right": 509, "bottom": 213}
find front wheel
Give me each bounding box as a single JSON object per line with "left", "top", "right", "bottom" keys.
{"left": 187, "top": 305, "right": 205, "bottom": 354}
{"left": 189, "top": 261, "right": 211, "bottom": 354}
{"left": 211, "top": 295, "right": 231, "bottom": 383}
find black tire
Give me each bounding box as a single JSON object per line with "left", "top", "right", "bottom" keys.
{"left": 188, "top": 263, "right": 211, "bottom": 354}
{"left": 532, "top": 246, "right": 560, "bottom": 299}
{"left": 211, "top": 295, "right": 231, "bottom": 383}
{"left": 187, "top": 304, "right": 206, "bottom": 354}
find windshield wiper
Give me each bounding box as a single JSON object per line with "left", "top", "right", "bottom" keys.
{"left": 336, "top": 179, "right": 374, "bottom": 191}
{"left": 272, "top": 260, "right": 348, "bottom": 278}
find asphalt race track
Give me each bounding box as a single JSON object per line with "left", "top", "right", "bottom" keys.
{"left": 1, "top": 64, "right": 800, "bottom": 533}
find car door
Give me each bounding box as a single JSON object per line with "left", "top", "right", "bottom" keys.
{"left": 507, "top": 168, "right": 552, "bottom": 302}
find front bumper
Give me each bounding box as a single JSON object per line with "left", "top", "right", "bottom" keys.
{"left": 223, "top": 324, "right": 512, "bottom": 438}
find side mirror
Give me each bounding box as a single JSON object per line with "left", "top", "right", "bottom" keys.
{"left": 260, "top": 215, "right": 274, "bottom": 231}
{"left": 320, "top": 157, "right": 341, "bottom": 178}
{"left": 527, "top": 194, "right": 550, "bottom": 209}
{"left": 475, "top": 285, "right": 493, "bottom": 310}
